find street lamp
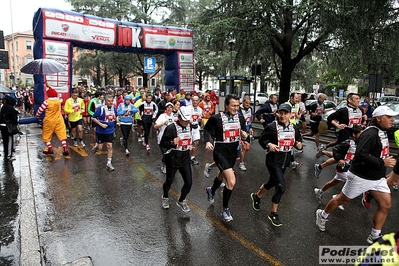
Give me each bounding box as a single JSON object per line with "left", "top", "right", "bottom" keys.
{"left": 228, "top": 39, "right": 235, "bottom": 95}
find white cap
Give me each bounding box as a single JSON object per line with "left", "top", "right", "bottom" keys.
{"left": 372, "top": 105, "right": 399, "bottom": 117}
{"left": 178, "top": 106, "right": 191, "bottom": 121}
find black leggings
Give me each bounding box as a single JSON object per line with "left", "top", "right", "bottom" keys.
{"left": 120, "top": 124, "right": 131, "bottom": 149}
{"left": 159, "top": 145, "right": 168, "bottom": 163}
{"left": 163, "top": 162, "right": 192, "bottom": 202}
{"left": 0, "top": 126, "right": 14, "bottom": 157}
{"left": 143, "top": 122, "right": 152, "bottom": 144}
{"left": 263, "top": 165, "right": 286, "bottom": 204}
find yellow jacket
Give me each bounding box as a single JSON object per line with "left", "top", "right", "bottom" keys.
{"left": 64, "top": 97, "right": 85, "bottom": 122}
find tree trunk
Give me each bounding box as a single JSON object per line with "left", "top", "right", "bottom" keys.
{"left": 279, "top": 60, "right": 295, "bottom": 103}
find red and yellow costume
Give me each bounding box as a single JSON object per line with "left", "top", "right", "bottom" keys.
{"left": 35, "top": 87, "right": 69, "bottom": 156}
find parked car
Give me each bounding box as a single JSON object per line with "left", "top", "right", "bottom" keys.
{"left": 305, "top": 99, "right": 337, "bottom": 113}
{"left": 376, "top": 96, "right": 399, "bottom": 106}
{"left": 384, "top": 101, "right": 399, "bottom": 140}
{"left": 250, "top": 92, "right": 268, "bottom": 105}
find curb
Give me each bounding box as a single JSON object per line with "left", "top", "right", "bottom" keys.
{"left": 18, "top": 126, "right": 41, "bottom": 265}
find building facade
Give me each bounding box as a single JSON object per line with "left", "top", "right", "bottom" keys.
{"left": 3, "top": 30, "right": 34, "bottom": 87}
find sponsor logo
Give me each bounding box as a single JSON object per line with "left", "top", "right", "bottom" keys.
{"left": 168, "top": 38, "right": 176, "bottom": 47}
{"left": 82, "top": 27, "right": 90, "bottom": 35}
{"left": 47, "top": 44, "right": 56, "bottom": 53}
{"left": 50, "top": 31, "right": 80, "bottom": 39}
{"left": 149, "top": 37, "right": 166, "bottom": 45}
{"left": 91, "top": 35, "right": 111, "bottom": 42}
{"left": 61, "top": 24, "right": 69, "bottom": 32}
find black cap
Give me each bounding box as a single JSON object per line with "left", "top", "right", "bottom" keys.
{"left": 278, "top": 103, "right": 291, "bottom": 112}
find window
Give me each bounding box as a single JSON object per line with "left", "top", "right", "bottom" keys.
{"left": 26, "top": 41, "right": 32, "bottom": 50}
{"left": 150, "top": 78, "right": 156, "bottom": 87}
{"left": 137, "top": 77, "right": 143, "bottom": 86}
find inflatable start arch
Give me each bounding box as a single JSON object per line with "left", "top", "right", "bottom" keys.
{"left": 23, "top": 7, "right": 194, "bottom": 123}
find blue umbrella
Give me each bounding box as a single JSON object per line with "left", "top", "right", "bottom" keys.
{"left": 20, "top": 58, "right": 66, "bottom": 75}
{"left": 0, "top": 84, "right": 13, "bottom": 93}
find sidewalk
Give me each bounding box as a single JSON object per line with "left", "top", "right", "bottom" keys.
{"left": 15, "top": 124, "right": 94, "bottom": 266}
{"left": 17, "top": 124, "right": 41, "bottom": 265}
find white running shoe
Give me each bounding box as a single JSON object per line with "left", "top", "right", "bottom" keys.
{"left": 221, "top": 207, "right": 234, "bottom": 222}
{"left": 106, "top": 162, "right": 115, "bottom": 171}
{"left": 239, "top": 162, "right": 247, "bottom": 171}
{"left": 316, "top": 209, "right": 328, "bottom": 232}
{"left": 204, "top": 163, "right": 211, "bottom": 178}
{"left": 314, "top": 188, "right": 323, "bottom": 203}
{"left": 160, "top": 166, "right": 167, "bottom": 174}
{"left": 176, "top": 200, "right": 190, "bottom": 213}
{"left": 162, "top": 196, "right": 169, "bottom": 209}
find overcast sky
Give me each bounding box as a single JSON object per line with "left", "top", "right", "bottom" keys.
{"left": 0, "top": 0, "right": 72, "bottom": 36}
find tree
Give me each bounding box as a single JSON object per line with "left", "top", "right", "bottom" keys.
{"left": 66, "top": 0, "right": 170, "bottom": 87}
{"left": 192, "top": 0, "right": 338, "bottom": 102}
{"left": 324, "top": 0, "right": 399, "bottom": 91}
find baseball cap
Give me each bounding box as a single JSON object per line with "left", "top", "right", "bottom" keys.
{"left": 278, "top": 103, "right": 292, "bottom": 112}
{"left": 177, "top": 106, "right": 191, "bottom": 121}
{"left": 372, "top": 105, "right": 399, "bottom": 117}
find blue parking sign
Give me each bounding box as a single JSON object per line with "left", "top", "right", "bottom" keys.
{"left": 144, "top": 57, "right": 156, "bottom": 73}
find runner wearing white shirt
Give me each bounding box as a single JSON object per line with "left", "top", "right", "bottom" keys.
{"left": 189, "top": 95, "right": 203, "bottom": 165}
{"left": 154, "top": 102, "right": 175, "bottom": 173}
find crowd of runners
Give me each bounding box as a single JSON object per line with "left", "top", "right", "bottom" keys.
{"left": 3, "top": 84, "right": 399, "bottom": 245}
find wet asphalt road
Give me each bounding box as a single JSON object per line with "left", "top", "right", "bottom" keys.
{"left": 2, "top": 123, "right": 399, "bottom": 265}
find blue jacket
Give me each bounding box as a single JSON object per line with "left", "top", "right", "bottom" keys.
{"left": 117, "top": 103, "right": 138, "bottom": 124}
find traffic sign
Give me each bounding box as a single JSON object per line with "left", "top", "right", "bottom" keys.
{"left": 144, "top": 57, "right": 156, "bottom": 73}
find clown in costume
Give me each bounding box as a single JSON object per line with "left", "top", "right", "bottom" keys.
{"left": 35, "top": 86, "right": 69, "bottom": 156}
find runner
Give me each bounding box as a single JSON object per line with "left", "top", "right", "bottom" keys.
{"left": 189, "top": 95, "right": 203, "bottom": 165}
{"left": 250, "top": 103, "right": 302, "bottom": 226}
{"left": 154, "top": 102, "right": 175, "bottom": 173}
{"left": 316, "top": 105, "right": 397, "bottom": 244}
{"left": 198, "top": 92, "right": 215, "bottom": 128}
{"left": 255, "top": 94, "right": 278, "bottom": 129}
{"left": 171, "top": 99, "right": 181, "bottom": 122}
{"left": 303, "top": 94, "right": 325, "bottom": 151}
{"left": 117, "top": 95, "right": 138, "bottom": 156}
{"left": 138, "top": 94, "right": 158, "bottom": 151}
{"left": 299, "top": 93, "right": 308, "bottom": 134}
{"left": 134, "top": 90, "right": 146, "bottom": 143}
{"left": 64, "top": 90, "right": 86, "bottom": 147}
{"left": 325, "top": 93, "right": 365, "bottom": 149}
{"left": 91, "top": 95, "right": 118, "bottom": 171}
{"left": 82, "top": 92, "right": 91, "bottom": 133}
{"left": 314, "top": 125, "right": 363, "bottom": 210}
{"left": 88, "top": 91, "right": 104, "bottom": 152}
{"left": 160, "top": 106, "right": 193, "bottom": 213}
{"left": 238, "top": 95, "right": 254, "bottom": 171}
{"left": 286, "top": 93, "right": 303, "bottom": 169}
{"left": 204, "top": 94, "right": 249, "bottom": 222}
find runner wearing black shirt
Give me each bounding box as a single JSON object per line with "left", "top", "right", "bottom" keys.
{"left": 204, "top": 94, "right": 248, "bottom": 222}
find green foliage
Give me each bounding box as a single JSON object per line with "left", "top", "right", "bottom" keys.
{"left": 66, "top": 0, "right": 399, "bottom": 95}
